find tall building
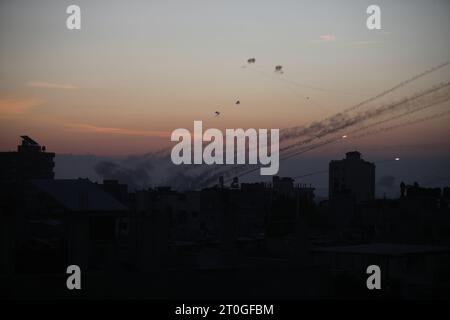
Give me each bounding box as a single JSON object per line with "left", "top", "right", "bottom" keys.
{"left": 329, "top": 151, "right": 375, "bottom": 203}
{"left": 0, "top": 136, "right": 55, "bottom": 182}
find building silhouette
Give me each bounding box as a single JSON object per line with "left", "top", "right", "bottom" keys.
{"left": 2, "top": 139, "right": 450, "bottom": 300}
{"left": 329, "top": 151, "right": 375, "bottom": 203}
{"left": 0, "top": 136, "right": 55, "bottom": 182}
{"left": 6, "top": 179, "right": 128, "bottom": 274}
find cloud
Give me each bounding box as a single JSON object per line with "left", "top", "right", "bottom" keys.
{"left": 94, "top": 161, "right": 152, "bottom": 190}
{"left": 313, "top": 34, "right": 336, "bottom": 43}
{"left": 28, "top": 81, "right": 78, "bottom": 90}
{"left": 0, "top": 97, "right": 44, "bottom": 117}
{"left": 65, "top": 123, "right": 171, "bottom": 138}
{"left": 352, "top": 40, "right": 379, "bottom": 45}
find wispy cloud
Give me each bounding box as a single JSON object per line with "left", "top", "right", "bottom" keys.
{"left": 28, "top": 81, "right": 78, "bottom": 90}
{"left": 313, "top": 34, "right": 336, "bottom": 43}
{"left": 66, "top": 123, "right": 171, "bottom": 138}
{"left": 0, "top": 97, "right": 44, "bottom": 117}
{"left": 352, "top": 40, "right": 380, "bottom": 45}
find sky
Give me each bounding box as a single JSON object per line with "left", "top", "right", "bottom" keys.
{"left": 0, "top": 0, "right": 449, "bottom": 192}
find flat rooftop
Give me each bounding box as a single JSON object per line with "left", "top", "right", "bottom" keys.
{"left": 31, "top": 179, "right": 127, "bottom": 212}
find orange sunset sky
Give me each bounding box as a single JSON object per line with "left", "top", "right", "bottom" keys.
{"left": 1, "top": 0, "right": 449, "bottom": 157}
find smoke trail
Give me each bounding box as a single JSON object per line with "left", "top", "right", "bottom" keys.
{"left": 163, "top": 62, "right": 450, "bottom": 186}
{"left": 270, "top": 88, "right": 450, "bottom": 173}
{"left": 280, "top": 82, "right": 450, "bottom": 154}
{"left": 352, "top": 109, "right": 450, "bottom": 139}
{"left": 346, "top": 93, "right": 450, "bottom": 136}
{"left": 280, "top": 61, "right": 450, "bottom": 141}
{"left": 95, "top": 63, "right": 450, "bottom": 190}
{"left": 201, "top": 84, "right": 450, "bottom": 186}
{"left": 338, "top": 61, "right": 449, "bottom": 114}
{"left": 94, "top": 151, "right": 207, "bottom": 191}
{"left": 253, "top": 108, "right": 450, "bottom": 182}
{"left": 94, "top": 161, "right": 152, "bottom": 190}
{"left": 202, "top": 137, "right": 341, "bottom": 186}
{"left": 190, "top": 83, "right": 450, "bottom": 188}
{"left": 281, "top": 108, "right": 450, "bottom": 167}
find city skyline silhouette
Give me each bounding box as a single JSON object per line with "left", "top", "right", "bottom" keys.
{"left": 1, "top": 0, "right": 450, "bottom": 305}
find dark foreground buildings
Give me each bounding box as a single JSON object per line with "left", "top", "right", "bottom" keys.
{"left": 329, "top": 151, "right": 375, "bottom": 203}
{"left": 0, "top": 136, "right": 55, "bottom": 182}
{"left": 1, "top": 137, "right": 450, "bottom": 299}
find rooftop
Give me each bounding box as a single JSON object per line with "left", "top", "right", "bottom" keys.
{"left": 31, "top": 179, "right": 128, "bottom": 212}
